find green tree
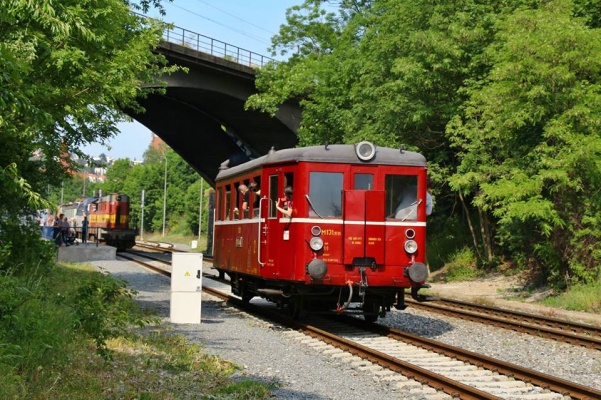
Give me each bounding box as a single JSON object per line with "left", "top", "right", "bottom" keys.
{"left": 247, "top": 0, "right": 517, "bottom": 264}
{"left": 185, "top": 179, "right": 210, "bottom": 236}
{"left": 104, "top": 159, "right": 136, "bottom": 194}
{"left": 0, "top": 0, "right": 176, "bottom": 218}
{"left": 247, "top": 0, "right": 601, "bottom": 287}
{"left": 448, "top": 0, "right": 601, "bottom": 286}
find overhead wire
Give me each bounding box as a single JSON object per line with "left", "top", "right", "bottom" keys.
{"left": 168, "top": 2, "right": 276, "bottom": 47}
{"left": 193, "top": 0, "right": 277, "bottom": 35}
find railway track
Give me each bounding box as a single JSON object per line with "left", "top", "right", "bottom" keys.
{"left": 406, "top": 297, "right": 601, "bottom": 350}
{"left": 116, "top": 252, "right": 601, "bottom": 400}
{"left": 134, "top": 240, "right": 178, "bottom": 251}
{"left": 127, "top": 245, "right": 601, "bottom": 349}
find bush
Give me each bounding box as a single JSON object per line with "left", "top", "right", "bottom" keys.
{"left": 444, "top": 247, "right": 480, "bottom": 282}
{"left": 542, "top": 280, "right": 601, "bottom": 312}
{"left": 69, "top": 271, "right": 155, "bottom": 360}
{"left": 0, "top": 269, "right": 77, "bottom": 395}
{"left": 427, "top": 214, "right": 474, "bottom": 272}
{"left": 0, "top": 218, "right": 56, "bottom": 275}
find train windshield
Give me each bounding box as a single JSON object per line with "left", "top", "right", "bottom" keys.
{"left": 354, "top": 173, "right": 373, "bottom": 190}
{"left": 309, "top": 172, "right": 343, "bottom": 217}
{"left": 385, "top": 175, "right": 419, "bottom": 220}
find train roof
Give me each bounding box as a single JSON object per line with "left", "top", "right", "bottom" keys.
{"left": 216, "top": 143, "right": 427, "bottom": 181}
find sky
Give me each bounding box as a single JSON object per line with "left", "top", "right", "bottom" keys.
{"left": 82, "top": 0, "right": 304, "bottom": 160}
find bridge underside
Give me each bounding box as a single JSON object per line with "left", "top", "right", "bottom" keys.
{"left": 130, "top": 42, "right": 300, "bottom": 186}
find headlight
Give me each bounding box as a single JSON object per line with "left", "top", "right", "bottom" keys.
{"left": 311, "top": 225, "right": 322, "bottom": 236}
{"left": 309, "top": 237, "right": 324, "bottom": 251}
{"left": 355, "top": 141, "right": 376, "bottom": 161}
{"left": 404, "top": 240, "right": 418, "bottom": 254}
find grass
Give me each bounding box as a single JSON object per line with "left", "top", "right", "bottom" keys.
{"left": 541, "top": 280, "right": 601, "bottom": 313}
{"left": 437, "top": 246, "right": 482, "bottom": 282}
{"left": 30, "top": 326, "right": 279, "bottom": 399}
{"left": 2, "top": 261, "right": 276, "bottom": 399}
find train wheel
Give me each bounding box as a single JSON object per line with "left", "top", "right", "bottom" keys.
{"left": 241, "top": 290, "right": 254, "bottom": 303}
{"left": 362, "top": 299, "right": 381, "bottom": 323}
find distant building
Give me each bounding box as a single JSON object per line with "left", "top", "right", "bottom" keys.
{"left": 151, "top": 133, "right": 166, "bottom": 153}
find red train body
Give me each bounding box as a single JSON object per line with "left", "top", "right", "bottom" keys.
{"left": 59, "top": 193, "right": 136, "bottom": 251}
{"left": 213, "top": 142, "right": 430, "bottom": 321}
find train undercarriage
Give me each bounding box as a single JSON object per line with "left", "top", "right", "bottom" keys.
{"left": 222, "top": 270, "right": 431, "bottom": 322}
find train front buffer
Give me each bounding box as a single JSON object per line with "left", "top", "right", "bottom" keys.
{"left": 303, "top": 190, "right": 431, "bottom": 316}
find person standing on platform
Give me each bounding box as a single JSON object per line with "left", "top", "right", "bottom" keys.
{"left": 81, "top": 215, "right": 89, "bottom": 244}
{"left": 62, "top": 216, "right": 71, "bottom": 246}
{"left": 53, "top": 213, "right": 64, "bottom": 246}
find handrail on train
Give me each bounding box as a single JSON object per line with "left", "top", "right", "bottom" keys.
{"left": 134, "top": 12, "right": 277, "bottom": 68}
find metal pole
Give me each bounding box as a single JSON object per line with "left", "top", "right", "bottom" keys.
{"left": 162, "top": 156, "right": 167, "bottom": 237}
{"left": 140, "top": 189, "right": 145, "bottom": 240}
{"left": 198, "top": 178, "right": 203, "bottom": 243}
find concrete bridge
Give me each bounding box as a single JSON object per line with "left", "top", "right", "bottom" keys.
{"left": 129, "top": 24, "right": 301, "bottom": 185}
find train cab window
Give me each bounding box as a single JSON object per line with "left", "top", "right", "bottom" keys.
{"left": 385, "top": 175, "right": 418, "bottom": 220}
{"left": 268, "top": 175, "right": 278, "bottom": 218}
{"left": 284, "top": 172, "right": 293, "bottom": 191}
{"left": 354, "top": 173, "right": 373, "bottom": 190}
{"left": 309, "top": 172, "right": 343, "bottom": 217}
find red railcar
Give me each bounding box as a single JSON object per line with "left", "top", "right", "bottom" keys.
{"left": 213, "top": 142, "right": 430, "bottom": 321}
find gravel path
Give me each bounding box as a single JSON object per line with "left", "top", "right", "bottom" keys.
{"left": 93, "top": 260, "right": 402, "bottom": 399}
{"left": 91, "top": 259, "right": 601, "bottom": 399}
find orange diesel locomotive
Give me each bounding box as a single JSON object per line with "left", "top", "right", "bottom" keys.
{"left": 213, "top": 142, "right": 430, "bottom": 321}
{"left": 60, "top": 193, "right": 136, "bottom": 251}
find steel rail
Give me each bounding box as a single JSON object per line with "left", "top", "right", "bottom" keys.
{"left": 200, "top": 286, "right": 501, "bottom": 400}
{"left": 407, "top": 299, "right": 601, "bottom": 350}
{"left": 412, "top": 297, "right": 601, "bottom": 334}
{"left": 338, "top": 315, "right": 601, "bottom": 400}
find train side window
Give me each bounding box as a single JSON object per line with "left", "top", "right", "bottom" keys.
{"left": 237, "top": 180, "right": 250, "bottom": 219}
{"left": 354, "top": 173, "right": 373, "bottom": 190}
{"left": 309, "top": 172, "right": 343, "bottom": 217}
{"left": 250, "top": 176, "right": 261, "bottom": 217}
{"left": 217, "top": 187, "right": 223, "bottom": 221}
{"left": 268, "top": 174, "right": 278, "bottom": 218}
{"left": 224, "top": 184, "right": 231, "bottom": 220}
{"left": 385, "top": 175, "right": 418, "bottom": 220}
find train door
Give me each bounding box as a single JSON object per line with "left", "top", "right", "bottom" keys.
{"left": 258, "top": 173, "right": 278, "bottom": 273}
{"left": 258, "top": 171, "right": 296, "bottom": 279}
{"left": 343, "top": 170, "right": 385, "bottom": 266}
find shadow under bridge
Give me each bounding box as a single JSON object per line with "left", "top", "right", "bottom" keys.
{"left": 129, "top": 34, "right": 300, "bottom": 186}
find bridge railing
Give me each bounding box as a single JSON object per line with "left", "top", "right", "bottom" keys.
{"left": 161, "top": 24, "right": 276, "bottom": 69}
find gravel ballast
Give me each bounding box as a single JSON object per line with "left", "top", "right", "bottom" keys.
{"left": 91, "top": 259, "right": 601, "bottom": 399}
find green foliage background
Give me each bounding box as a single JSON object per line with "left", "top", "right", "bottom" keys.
{"left": 247, "top": 0, "right": 601, "bottom": 288}
{"left": 3, "top": 0, "right": 601, "bottom": 295}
